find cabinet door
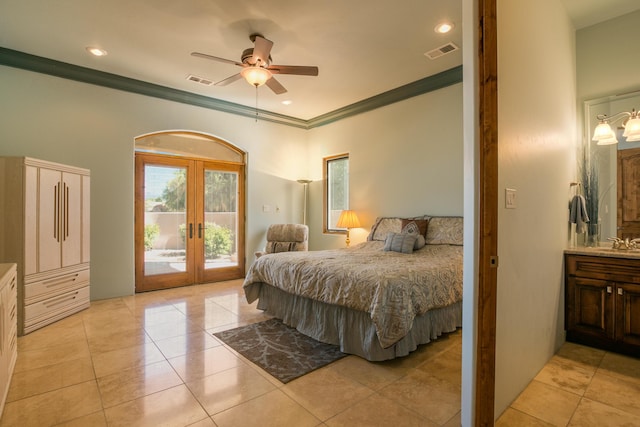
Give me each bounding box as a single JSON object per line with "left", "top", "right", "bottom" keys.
{"left": 616, "top": 283, "right": 640, "bottom": 347}
{"left": 81, "top": 175, "right": 90, "bottom": 264}
{"left": 38, "top": 168, "right": 62, "bottom": 272}
{"left": 24, "top": 165, "right": 39, "bottom": 276}
{"left": 61, "top": 172, "right": 82, "bottom": 267}
{"left": 568, "top": 277, "right": 614, "bottom": 340}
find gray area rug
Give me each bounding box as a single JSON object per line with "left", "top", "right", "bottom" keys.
{"left": 214, "top": 318, "right": 346, "bottom": 383}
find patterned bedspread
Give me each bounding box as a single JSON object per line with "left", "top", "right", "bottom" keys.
{"left": 243, "top": 241, "right": 463, "bottom": 348}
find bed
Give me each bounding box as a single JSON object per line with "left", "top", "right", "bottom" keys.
{"left": 243, "top": 215, "right": 463, "bottom": 361}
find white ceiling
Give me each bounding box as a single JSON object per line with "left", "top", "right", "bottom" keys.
{"left": 0, "top": 1, "right": 638, "bottom": 121}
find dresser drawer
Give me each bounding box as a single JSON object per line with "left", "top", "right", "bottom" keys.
{"left": 24, "top": 268, "right": 89, "bottom": 304}
{"left": 566, "top": 255, "right": 640, "bottom": 284}
{"left": 24, "top": 285, "right": 90, "bottom": 328}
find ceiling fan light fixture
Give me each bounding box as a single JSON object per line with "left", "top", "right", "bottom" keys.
{"left": 241, "top": 66, "right": 272, "bottom": 87}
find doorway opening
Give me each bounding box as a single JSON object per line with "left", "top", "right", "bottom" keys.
{"left": 134, "top": 131, "right": 246, "bottom": 292}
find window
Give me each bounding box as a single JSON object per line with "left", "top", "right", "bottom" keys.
{"left": 324, "top": 153, "right": 350, "bottom": 233}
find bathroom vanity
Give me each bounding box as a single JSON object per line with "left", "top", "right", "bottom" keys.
{"left": 565, "top": 247, "right": 640, "bottom": 357}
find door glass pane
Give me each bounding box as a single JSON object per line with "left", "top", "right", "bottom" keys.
{"left": 144, "top": 165, "right": 187, "bottom": 275}
{"left": 203, "top": 170, "right": 238, "bottom": 269}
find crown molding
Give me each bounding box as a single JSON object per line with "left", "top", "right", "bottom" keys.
{"left": 0, "top": 47, "right": 462, "bottom": 130}
{"left": 306, "top": 65, "right": 462, "bottom": 128}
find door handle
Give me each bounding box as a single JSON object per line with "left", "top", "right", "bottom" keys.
{"left": 189, "top": 223, "right": 193, "bottom": 239}
{"left": 607, "top": 286, "right": 612, "bottom": 294}
{"left": 618, "top": 288, "right": 623, "bottom": 296}
{"left": 198, "top": 223, "right": 203, "bottom": 239}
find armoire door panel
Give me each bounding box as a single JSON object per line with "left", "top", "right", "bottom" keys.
{"left": 81, "top": 176, "right": 90, "bottom": 263}
{"left": 24, "top": 166, "right": 38, "bottom": 276}
{"left": 38, "top": 168, "right": 62, "bottom": 272}
{"left": 61, "top": 172, "right": 82, "bottom": 267}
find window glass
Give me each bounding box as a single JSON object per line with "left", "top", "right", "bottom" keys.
{"left": 324, "top": 154, "right": 349, "bottom": 232}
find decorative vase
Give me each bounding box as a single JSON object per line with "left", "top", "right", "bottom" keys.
{"left": 585, "top": 223, "right": 600, "bottom": 247}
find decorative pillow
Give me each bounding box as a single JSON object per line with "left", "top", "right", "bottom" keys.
{"left": 368, "top": 217, "right": 403, "bottom": 241}
{"left": 368, "top": 216, "right": 430, "bottom": 241}
{"left": 413, "top": 234, "right": 426, "bottom": 250}
{"left": 425, "top": 216, "right": 463, "bottom": 245}
{"left": 383, "top": 232, "right": 417, "bottom": 254}
{"left": 401, "top": 219, "right": 429, "bottom": 238}
{"left": 266, "top": 241, "right": 299, "bottom": 253}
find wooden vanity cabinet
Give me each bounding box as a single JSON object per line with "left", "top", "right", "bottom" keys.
{"left": 565, "top": 253, "right": 640, "bottom": 356}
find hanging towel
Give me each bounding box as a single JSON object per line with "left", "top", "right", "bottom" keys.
{"left": 569, "top": 194, "right": 590, "bottom": 233}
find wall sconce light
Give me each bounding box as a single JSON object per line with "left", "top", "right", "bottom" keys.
{"left": 336, "top": 210, "right": 361, "bottom": 248}
{"left": 240, "top": 66, "right": 272, "bottom": 87}
{"left": 592, "top": 108, "right": 640, "bottom": 145}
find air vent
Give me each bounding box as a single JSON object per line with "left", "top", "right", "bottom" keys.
{"left": 424, "top": 42, "right": 459, "bottom": 60}
{"left": 186, "top": 74, "right": 213, "bottom": 86}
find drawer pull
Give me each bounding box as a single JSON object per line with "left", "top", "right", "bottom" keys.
{"left": 10, "top": 304, "right": 16, "bottom": 320}
{"left": 10, "top": 277, "right": 16, "bottom": 290}
{"left": 618, "top": 288, "right": 624, "bottom": 296}
{"left": 607, "top": 286, "right": 612, "bottom": 294}
{"left": 43, "top": 274, "right": 79, "bottom": 288}
{"left": 43, "top": 292, "right": 79, "bottom": 309}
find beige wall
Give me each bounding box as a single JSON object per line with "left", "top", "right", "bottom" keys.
{"left": 494, "top": 0, "right": 577, "bottom": 416}
{"left": 0, "top": 66, "right": 308, "bottom": 300}
{"left": 0, "top": 65, "right": 463, "bottom": 300}
{"left": 306, "top": 83, "right": 464, "bottom": 249}
{"left": 576, "top": 10, "right": 640, "bottom": 103}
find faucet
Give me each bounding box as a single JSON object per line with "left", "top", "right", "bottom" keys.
{"left": 608, "top": 237, "right": 640, "bottom": 250}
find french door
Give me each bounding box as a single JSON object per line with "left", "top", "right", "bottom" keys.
{"left": 135, "top": 153, "right": 245, "bottom": 292}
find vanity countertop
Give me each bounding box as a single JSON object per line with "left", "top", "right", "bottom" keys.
{"left": 565, "top": 246, "right": 640, "bottom": 260}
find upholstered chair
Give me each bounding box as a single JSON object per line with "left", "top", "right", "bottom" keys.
{"left": 255, "top": 224, "right": 309, "bottom": 258}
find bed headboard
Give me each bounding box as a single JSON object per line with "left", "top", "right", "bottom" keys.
{"left": 367, "top": 215, "right": 463, "bottom": 246}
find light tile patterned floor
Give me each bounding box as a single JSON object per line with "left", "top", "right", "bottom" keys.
{"left": 0, "top": 280, "right": 461, "bottom": 427}
{"left": 496, "top": 342, "right": 640, "bottom": 426}
{"left": 1, "top": 279, "right": 639, "bottom": 426}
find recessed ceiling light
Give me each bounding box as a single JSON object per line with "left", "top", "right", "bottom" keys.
{"left": 434, "top": 22, "right": 454, "bottom": 34}
{"left": 86, "top": 47, "right": 108, "bottom": 57}
{"left": 282, "top": 100, "right": 292, "bottom": 105}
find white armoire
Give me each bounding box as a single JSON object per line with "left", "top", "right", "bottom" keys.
{"left": 0, "top": 157, "right": 90, "bottom": 335}
{"left": 0, "top": 263, "right": 17, "bottom": 418}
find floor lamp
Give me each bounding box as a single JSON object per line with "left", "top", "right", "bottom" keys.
{"left": 297, "top": 179, "right": 312, "bottom": 225}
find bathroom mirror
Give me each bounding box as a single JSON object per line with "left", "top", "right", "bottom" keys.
{"left": 584, "top": 89, "right": 640, "bottom": 240}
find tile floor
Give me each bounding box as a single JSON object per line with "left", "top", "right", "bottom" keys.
{"left": 0, "top": 279, "right": 638, "bottom": 426}
{"left": 496, "top": 341, "right": 640, "bottom": 426}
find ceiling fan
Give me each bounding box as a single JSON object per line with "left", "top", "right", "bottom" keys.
{"left": 191, "top": 34, "right": 319, "bottom": 95}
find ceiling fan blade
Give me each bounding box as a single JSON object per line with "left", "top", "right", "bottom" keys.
{"left": 215, "top": 73, "right": 243, "bottom": 86}
{"left": 191, "top": 52, "right": 243, "bottom": 67}
{"left": 267, "top": 65, "right": 319, "bottom": 76}
{"left": 266, "top": 77, "right": 287, "bottom": 95}
{"left": 252, "top": 35, "right": 274, "bottom": 66}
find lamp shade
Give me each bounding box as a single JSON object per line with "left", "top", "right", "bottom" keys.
{"left": 592, "top": 122, "right": 616, "bottom": 142}
{"left": 336, "top": 210, "right": 361, "bottom": 229}
{"left": 623, "top": 116, "right": 640, "bottom": 141}
{"left": 240, "top": 66, "right": 272, "bottom": 87}
{"left": 596, "top": 135, "right": 619, "bottom": 145}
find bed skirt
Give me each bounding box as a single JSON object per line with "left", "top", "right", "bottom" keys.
{"left": 249, "top": 282, "right": 462, "bottom": 361}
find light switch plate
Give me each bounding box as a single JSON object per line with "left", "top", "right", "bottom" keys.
{"left": 505, "top": 188, "right": 517, "bottom": 209}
